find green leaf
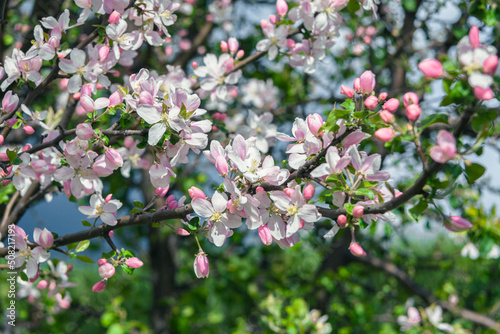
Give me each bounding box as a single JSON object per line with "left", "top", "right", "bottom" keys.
{"left": 81, "top": 220, "right": 91, "bottom": 227}
{"left": 464, "top": 163, "right": 486, "bottom": 184}
{"left": 324, "top": 108, "right": 351, "bottom": 133}
{"left": 12, "top": 120, "right": 22, "bottom": 129}
{"left": 359, "top": 219, "right": 369, "bottom": 229}
{"left": 409, "top": 198, "right": 428, "bottom": 221}
{"left": 75, "top": 240, "right": 90, "bottom": 253}
{"left": 419, "top": 113, "right": 448, "bottom": 129}
{"left": 6, "top": 149, "right": 17, "bottom": 162}
{"left": 19, "top": 271, "right": 29, "bottom": 281}
{"left": 344, "top": 203, "right": 354, "bottom": 215}
{"left": 403, "top": 0, "right": 417, "bottom": 12}
{"left": 66, "top": 242, "right": 78, "bottom": 251}
{"left": 340, "top": 99, "right": 355, "bottom": 112}
{"left": 121, "top": 264, "right": 134, "bottom": 275}
{"left": 133, "top": 201, "right": 144, "bottom": 208}
{"left": 347, "top": 0, "right": 360, "bottom": 13}
{"left": 129, "top": 208, "right": 142, "bottom": 214}
{"left": 355, "top": 188, "right": 375, "bottom": 200}
{"left": 76, "top": 255, "right": 94, "bottom": 263}
{"left": 102, "top": 250, "right": 116, "bottom": 259}
{"left": 119, "top": 112, "right": 135, "bottom": 129}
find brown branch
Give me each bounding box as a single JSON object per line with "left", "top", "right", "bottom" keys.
{"left": 357, "top": 255, "right": 500, "bottom": 331}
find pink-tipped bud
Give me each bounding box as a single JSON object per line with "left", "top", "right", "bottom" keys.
{"left": 188, "top": 186, "right": 206, "bottom": 199}
{"left": 364, "top": 95, "right": 378, "bottom": 110}
{"left": 258, "top": 225, "right": 273, "bottom": 246}
{"left": 378, "top": 92, "right": 388, "bottom": 101}
{"left": 287, "top": 38, "right": 295, "bottom": 49}
{"left": 109, "top": 11, "right": 121, "bottom": 24}
{"left": 337, "top": 214, "right": 347, "bottom": 228}
{"left": 445, "top": 216, "right": 473, "bottom": 232}
{"left": 76, "top": 123, "right": 94, "bottom": 140}
{"left": 98, "top": 258, "right": 107, "bottom": 266}
{"left": 260, "top": 19, "right": 271, "bottom": 31}
{"left": 353, "top": 78, "right": 361, "bottom": 93}
{"left": 194, "top": 253, "right": 209, "bottom": 278}
{"left": 418, "top": 59, "right": 444, "bottom": 78}
{"left": 125, "top": 257, "right": 144, "bottom": 268}
{"left": 483, "top": 55, "right": 499, "bottom": 75}
{"left": 236, "top": 50, "right": 244, "bottom": 59}
{"left": 123, "top": 136, "right": 135, "bottom": 148}
{"left": 359, "top": 70, "right": 376, "bottom": 95}
{"left": 307, "top": 113, "right": 324, "bottom": 136}
{"left": 283, "top": 188, "right": 295, "bottom": 197}
{"left": 177, "top": 228, "right": 190, "bottom": 236}
{"left": 256, "top": 186, "right": 265, "bottom": 192}
{"left": 192, "top": 61, "right": 198, "bottom": 69}
{"left": 92, "top": 280, "right": 107, "bottom": 293}
{"left": 22, "top": 144, "right": 31, "bottom": 151}
{"left": 0, "top": 135, "right": 4, "bottom": 146}
{"left": 0, "top": 153, "right": 9, "bottom": 161}
{"left": 99, "top": 46, "right": 110, "bottom": 61}
{"left": 352, "top": 205, "right": 364, "bottom": 218}
{"left": 269, "top": 14, "right": 277, "bottom": 24}
{"left": 276, "top": 0, "right": 288, "bottom": 17}
{"left": 155, "top": 186, "right": 169, "bottom": 197}
{"left": 104, "top": 194, "right": 113, "bottom": 202}
{"left": 469, "top": 25, "right": 480, "bottom": 49}
{"left": 37, "top": 280, "right": 48, "bottom": 289}
{"left": 105, "top": 148, "right": 123, "bottom": 168}
{"left": 24, "top": 125, "right": 35, "bottom": 134}
{"left": 220, "top": 41, "right": 228, "bottom": 52}
{"left": 228, "top": 37, "right": 239, "bottom": 53}
{"left": 73, "top": 92, "right": 81, "bottom": 100}
{"left": 403, "top": 92, "right": 419, "bottom": 107}
{"left": 37, "top": 228, "right": 54, "bottom": 249}
{"left": 383, "top": 98, "right": 400, "bottom": 113}
{"left": 474, "top": 87, "right": 494, "bottom": 100}
{"left": 98, "top": 263, "right": 115, "bottom": 279}
{"left": 0, "top": 180, "right": 11, "bottom": 186}
{"left": 81, "top": 84, "right": 92, "bottom": 96}
{"left": 303, "top": 184, "right": 315, "bottom": 201}
{"left": 379, "top": 110, "right": 395, "bottom": 123}
{"left": 340, "top": 85, "right": 355, "bottom": 98}
{"left": 215, "top": 155, "right": 229, "bottom": 176}
{"left": 349, "top": 242, "right": 367, "bottom": 257}
{"left": 5, "top": 118, "right": 17, "bottom": 127}
{"left": 374, "top": 127, "right": 394, "bottom": 142}
{"left": 406, "top": 104, "right": 421, "bottom": 122}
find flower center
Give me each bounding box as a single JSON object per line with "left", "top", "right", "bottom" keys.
{"left": 287, "top": 205, "right": 299, "bottom": 216}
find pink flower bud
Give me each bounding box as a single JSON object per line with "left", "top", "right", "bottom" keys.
{"left": 445, "top": 216, "right": 473, "bottom": 232}
{"left": 109, "top": 11, "right": 121, "bottom": 24}
{"left": 228, "top": 37, "right": 239, "bottom": 53}
{"left": 192, "top": 61, "right": 198, "bottom": 69}
{"left": 378, "top": 92, "right": 388, "bottom": 101}
{"left": 256, "top": 186, "right": 265, "bottom": 192}
{"left": 383, "top": 98, "right": 400, "bottom": 113}
{"left": 125, "top": 257, "right": 144, "bottom": 268}
{"left": 483, "top": 55, "right": 498, "bottom": 75}
{"left": 109, "top": 231, "right": 114, "bottom": 238}
{"left": 105, "top": 148, "right": 123, "bottom": 168}
{"left": 474, "top": 87, "right": 494, "bottom": 100}
{"left": 337, "top": 214, "right": 347, "bottom": 228}
{"left": 349, "top": 242, "right": 367, "bottom": 257}
{"left": 303, "top": 184, "right": 315, "bottom": 201}
{"left": 0, "top": 135, "right": 4, "bottom": 146}
{"left": 188, "top": 186, "right": 206, "bottom": 199}
{"left": 99, "top": 46, "right": 109, "bottom": 61}
{"left": 98, "top": 258, "right": 107, "bottom": 266}
{"left": 0, "top": 153, "right": 9, "bottom": 161}
{"left": 379, "top": 110, "right": 394, "bottom": 123}
{"left": 177, "top": 228, "right": 190, "bottom": 236}
{"left": 96, "top": 83, "right": 103, "bottom": 90}
{"left": 364, "top": 95, "right": 378, "bottom": 110}
{"left": 98, "top": 263, "right": 115, "bottom": 279}
{"left": 23, "top": 144, "right": 31, "bottom": 151}
{"left": 215, "top": 155, "right": 229, "bottom": 176}
{"left": 340, "top": 85, "right": 355, "bottom": 98}
{"left": 269, "top": 14, "right": 277, "bottom": 24}
{"left": 73, "top": 92, "right": 81, "bottom": 100}
{"left": 4, "top": 118, "right": 17, "bottom": 127}
{"left": 194, "top": 252, "right": 209, "bottom": 278}
{"left": 260, "top": 19, "right": 271, "bottom": 31}
{"left": 92, "top": 280, "right": 107, "bottom": 293}
{"left": 284, "top": 188, "right": 294, "bottom": 197}
{"left": 24, "top": 125, "right": 35, "bottom": 134}
{"left": 374, "top": 127, "right": 394, "bottom": 142}
{"left": 37, "top": 280, "right": 48, "bottom": 289}
{"left": 352, "top": 205, "right": 364, "bottom": 218}
{"left": 236, "top": 50, "right": 244, "bottom": 59}
{"left": 307, "top": 113, "right": 324, "bottom": 136}
{"left": 287, "top": 39, "right": 295, "bottom": 49}
{"left": 1, "top": 180, "right": 11, "bottom": 186}
{"left": 469, "top": 25, "right": 479, "bottom": 49}
{"left": 418, "top": 59, "right": 444, "bottom": 78}
{"left": 258, "top": 225, "right": 273, "bottom": 245}
{"left": 81, "top": 84, "right": 92, "bottom": 96}
{"left": 406, "top": 104, "right": 421, "bottom": 122}
{"left": 276, "top": 0, "right": 288, "bottom": 17}
{"left": 156, "top": 186, "right": 169, "bottom": 197}
{"left": 403, "top": 92, "right": 419, "bottom": 107}
{"left": 105, "top": 194, "right": 113, "bottom": 202}
{"left": 359, "top": 70, "right": 376, "bottom": 95}
{"left": 220, "top": 41, "right": 228, "bottom": 52}
{"left": 76, "top": 123, "right": 94, "bottom": 140}
{"left": 36, "top": 228, "right": 54, "bottom": 249}
{"left": 123, "top": 136, "right": 134, "bottom": 148}
{"left": 353, "top": 78, "right": 361, "bottom": 93}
